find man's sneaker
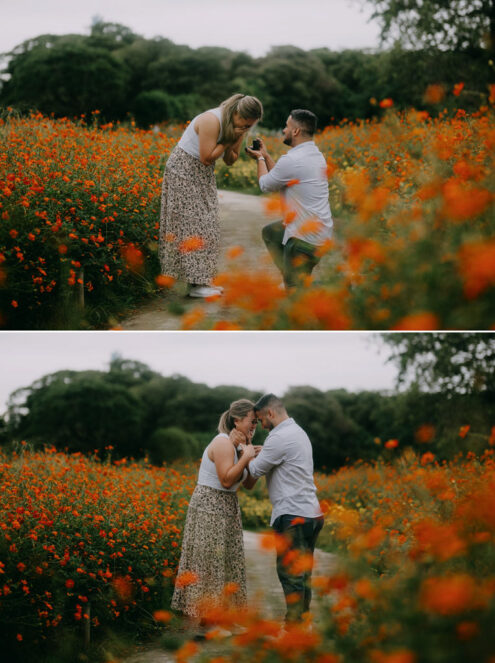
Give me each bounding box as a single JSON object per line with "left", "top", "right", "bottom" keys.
{"left": 188, "top": 285, "right": 223, "bottom": 298}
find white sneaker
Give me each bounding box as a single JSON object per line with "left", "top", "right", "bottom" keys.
{"left": 188, "top": 285, "right": 222, "bottom": 298}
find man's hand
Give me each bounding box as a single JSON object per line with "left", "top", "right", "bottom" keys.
{"left": 253, "top": 445, "right": 263, "bottom": 457}
{"left": 245, "top": 137, "right": 267, "bottom": 160}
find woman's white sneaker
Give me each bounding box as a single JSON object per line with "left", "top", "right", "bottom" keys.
{"left": 188, "top": 285, "right": 223, "bottom": 298}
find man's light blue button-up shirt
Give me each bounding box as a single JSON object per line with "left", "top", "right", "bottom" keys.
{"left": 248, "top": 417, "right": 322, "bottom": 526}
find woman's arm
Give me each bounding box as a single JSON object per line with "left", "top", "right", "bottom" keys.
{"left": 196, "top": 113, "right": 226, "bottom": 166}
{"left": 210, "top": 436, "right": 255, "bottom": 489}
{"left": 242, "top": 469, "right": 258, "bottom": 490}
{"left": 223, "top": 133, "right": 245, "bottom": 166}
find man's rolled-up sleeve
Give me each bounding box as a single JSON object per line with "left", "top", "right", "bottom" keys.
{"left": 248, "top": 437, "right": 284, "bottom": 478}
{"left": 259, "top": 155, "right": 293, "bottom": 193}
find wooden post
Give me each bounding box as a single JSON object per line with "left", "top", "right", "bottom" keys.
{"left": 77, "top": 268, "right": 85, "bottom": 309}
{"left": 84, "top": 601, "right": 91, "bottom": 648}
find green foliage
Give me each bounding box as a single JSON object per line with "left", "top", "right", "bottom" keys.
{"left": 4, "top": 345, "right": 495, "bottom": 469}
{"left": 362, "top": 0, "right": 495, "bottom": 53}
{"left": 147, "top": 426, "right": 198, "bottom": 464}
{"left": 1, "top": 37, "right": 131, "bottom": 120}
{"left": 1, "top": 19, "right": 491, "bottom": 127}
{"left": 380, "top": 332, "right": 495, "bottom": 395}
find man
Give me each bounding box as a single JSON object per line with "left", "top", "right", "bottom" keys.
{"left": 246, "top": 109, "right": 333, "bottom": 289}
{"left": 246, "top": 393, "right": 324, "bottom": 623}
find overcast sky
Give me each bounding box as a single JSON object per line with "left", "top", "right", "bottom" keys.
{"left": 0, "top": 0, "right": 381, "bottom": 56}
{"left": 0, "top": 331, "right": 397, "bottom": 413}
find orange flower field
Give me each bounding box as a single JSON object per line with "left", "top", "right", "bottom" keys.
{"left": 0, "top": 103, "right": 494, "bottom": 329}
{"left": 0, "top": 446, "right": 196, "bottom": 657}
{"left": 182, "top": 448, "right": 495, "bottom": 663}
{"left": 2, "top": 443, "right": 494, "bottom": 662}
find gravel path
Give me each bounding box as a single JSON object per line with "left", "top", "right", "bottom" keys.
{"left": 122, "top": 529, "right": 337, "bottom": 663}
{"left": 119, "top": 190, "right": 331, "bottom": 330}
{"left": 120, "top": 190, "right": 276, "bottom": 330}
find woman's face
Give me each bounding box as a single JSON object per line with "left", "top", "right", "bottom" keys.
{"left": 232, "top": 112, "right": 257, "bottom": 137}
{"left": 234, "top": 410, "right": 257, "bottom": 440}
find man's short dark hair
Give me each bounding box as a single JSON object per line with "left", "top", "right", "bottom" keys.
{"left": 254, "top": 393, "right": 285, "bottom": 413}
{"left": 289, "top": 109, "right": 318, "bottom": 136}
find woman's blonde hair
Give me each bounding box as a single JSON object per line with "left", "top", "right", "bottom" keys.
{"left": 220, "top": 93, "right": 263, "bottom": 145}
{"left": 218, "top": 398, "right": 255, "bottom": 434}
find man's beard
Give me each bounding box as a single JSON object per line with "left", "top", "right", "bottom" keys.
{"left": 283, "top": 135, "right": 293, "bottom": 147}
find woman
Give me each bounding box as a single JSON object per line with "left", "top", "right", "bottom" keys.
{"left": 171, "top": 399, "right": 259, "bottom": 622}
{"left": 159, "top": 94, "right": 263, "bottom": 298}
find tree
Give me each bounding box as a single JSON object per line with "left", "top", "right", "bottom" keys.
{"left": 381, "top": 332, "right": 495, "bottom": 395}
{"left": 0, "top": 37, "right": 130, "bottom": 118}
{"left": 147, "top": 426, "right": 199, "bottom": 465}
{"left": 7, "top": 369, "right": 144, "bottom": 456}
{"left": 361, "top": 0, "right": 495, "bottom": 53}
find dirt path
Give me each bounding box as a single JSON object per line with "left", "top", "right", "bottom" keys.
{"left": 122, "top": 530, "right": 337, "bottom": 663}
{"left": 119, "top": 190, "right": 330, "bottom": 330}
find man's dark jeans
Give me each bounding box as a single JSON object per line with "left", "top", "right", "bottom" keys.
{"left": 272, "top": 514, "right": 324, "bottom": 622}
{"left": 262, "top": 220, "right": 320, "bottom": 288}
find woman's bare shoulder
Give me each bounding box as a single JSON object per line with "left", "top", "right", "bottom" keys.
{"left": 195, "top": 110, "right": 221, "bottom": 134}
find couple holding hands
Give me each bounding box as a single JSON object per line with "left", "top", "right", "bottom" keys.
{"left": 159, "top": 93, "right": 333, "bottom": 296}
{"left": 171, "top": 394, "right": 324, "bottom": 630}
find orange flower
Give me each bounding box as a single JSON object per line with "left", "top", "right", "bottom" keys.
{"left": 122, "top": 243, "right": 144, "bottom": 272}
{"left": 488, "top": 83, "right": 495, "bottom": 104}
{"left": 181, "top": 307, "right": 205, "bottom": 330}
{"left": 283, "top": 209, "right": 298, "bottom": 225}
{"left": 289, "top": 288, "right": 350, "bottom": 330}
{"left": 259, "top": 531, "right": 290, "bottom": 555}
{"left": 212, "top": 321, "right": 242, "bottom": 330}
{"left": 489, "top": 426, "right": 495, "bottom": 446}
{"left": 441, "top": 178, "right": 492, "bottom": 221}
{"left": 65, "top": 579, "right": 75, "bottom": 590}
{"left": 424, "top": 84, "right": 446, "bottom": 104}
{"left": 370, "top": 650, "right": 416, "bottom": 663}
{"left": 290, "top": 517, "right": 305, "bottom": 526}
{"left": 458, "top": 238, "right": 495, "bottom": 299}
{"left": 456, "top": 621, "right": 480, "bottom": 640}
{"left": 286, "top": 179, "right": 300, "bottom": 187}
{"left": 155, "top": 274, "right": 175, "bottom": 289}
{"left": 420, "top": 452, "right": 435, "bottom": 466}
{"left": 415, "top": 424, "right": 435, "bottom": 443}
{"left": 379, "top": 98, "right": 394, "bottom": 109}
{"left": 459, "top": 425, "right": 470, "bottom": 438}
{"left": 384, "top": 439, "right": 399, "bottom": 449}
{"left": 174, "top": 570, "right": 199, "bottom": 588}
{"left": 299, "top": 219, "right": 323, "bottom": 236}
{"left": 413, "top": 520, "right": 466, "bottom": 561}
{"left": 226, "top": 245, "right": 244, "bottom": 260}
{"left": 453, "top": 82, "right": 465, "bottom": 96}
{"left": 178, "top": 236, "right": 205, "bottom": 253}
{"left": 153, "top": 609, "right": 172, "bottom": 623}
{"left": 419, "top": 574, "right": 477, "bottom": 615}
{"left": 263, "top": 193, "right": 286, "bottom": 216}
{"left": 392, "top": 312, "right": 439, "bottom": 330}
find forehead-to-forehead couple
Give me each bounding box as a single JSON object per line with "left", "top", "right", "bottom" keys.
{"left": 220, "top": 394, "right": 288, "bottom": 441}
{"left": 171, "top": 393, "right": 324, "bottom": 635}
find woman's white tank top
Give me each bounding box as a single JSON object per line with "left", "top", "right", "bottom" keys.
{"left": 177, "top": 107, "right": 223, "bottom": 160}
{"left": 197, "top": 433, "right": 246, "bottom": 492}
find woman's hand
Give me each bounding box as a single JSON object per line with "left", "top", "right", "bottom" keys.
{"left": 238, "top": 443, "right": 256, "bottom": 460}
{"left": 229, "top": 428, "right": 245, "bottom": 447}
{"left": 253, "top": 445, "right": 263, "bottom": 457}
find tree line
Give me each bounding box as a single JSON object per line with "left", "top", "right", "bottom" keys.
{"left": 2, "top": 334, "right": 494, "bottom": 470}
{"left": 0, "top": 17, "right": 491, "bottom": 130}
